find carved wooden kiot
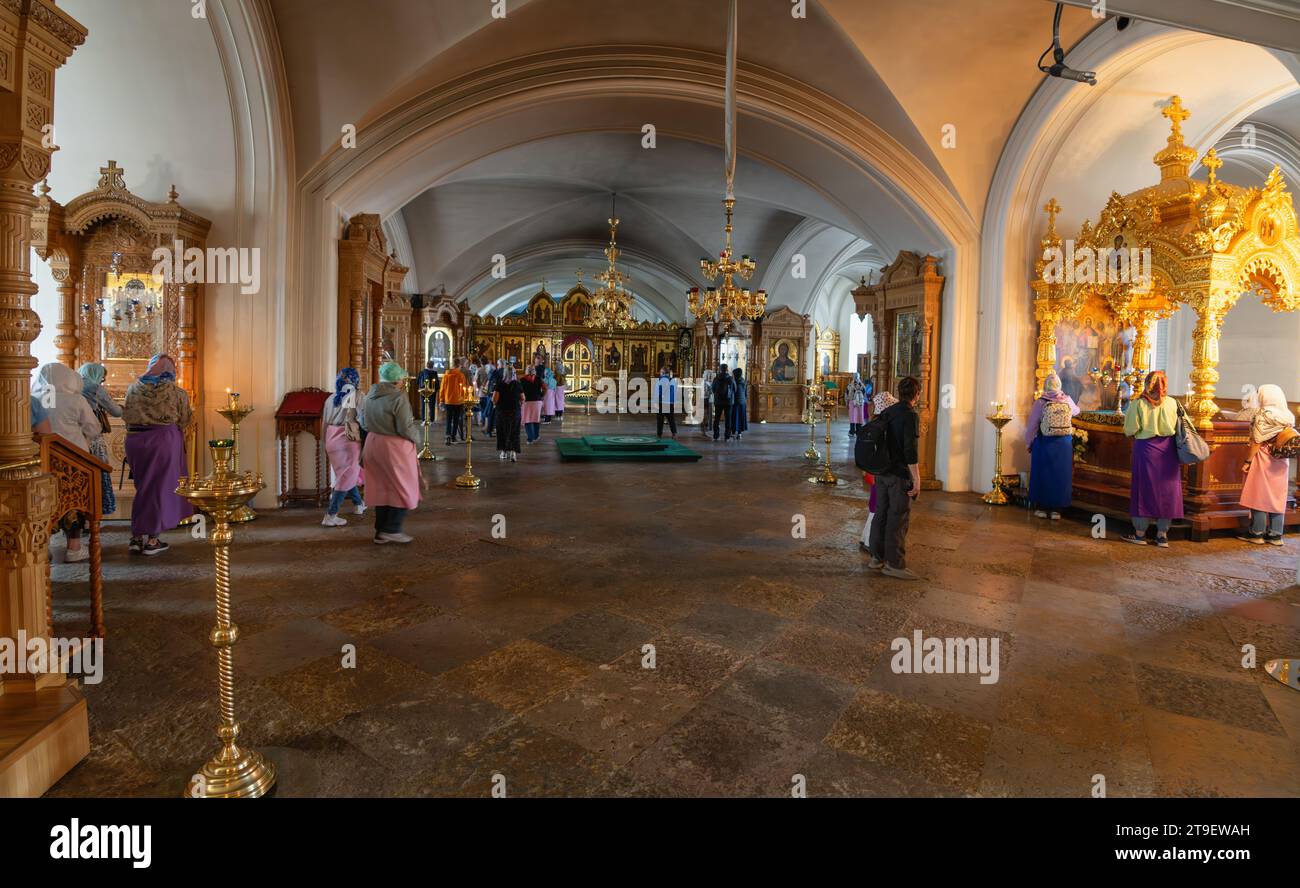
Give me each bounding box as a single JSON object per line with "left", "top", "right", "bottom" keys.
{"left": 852, "top": 251, "right": 945, "bottom": 489}
{"left": 31, "top": 161, "right": 211, "bottom": 517}
{"left": 337, "top": 214, "right": 410, "bottom": 385}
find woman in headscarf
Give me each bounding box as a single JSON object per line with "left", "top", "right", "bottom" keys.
{"left": 541, "top": 364, "right": 559, "bottom": 424}
{"left": 1233, "top": 383, "right": 1295, "bottom": 546}
{"left": 321, "top": 367, "right": 366, "bottom": 527}
{"left": 519, "top": 364, "right": 545, "bottom": 444}
{"left": 1025, "top": 373, "right": 1080, "bottom": 520}
{"left": 492, "top": 363, "right": 525, "bottom": 461}
{"left": 553, "top": 368, "right": 566, "bottom": 421}
{"left": 730, "top": 367, "right": 749, "bottom": 442}
{"left": 122, "top": 354, "right": 193, "bottom": 556}
{"left": 360, "top": 362, "right": 421, "bottom": 544}
{"left": 859, "top": 391, "right": 898, "bottom": 552}
{"left": 846, "top": 374, "right": 867, "bottom": 437}
{"left": 32, "top": 363, "right": 102, "bottom": 562}
{"left": 1120, "top": 369, "right": 1182, "bottom": 547}
{"left": 78, "top": 363, "right": 121, "bottom": 520}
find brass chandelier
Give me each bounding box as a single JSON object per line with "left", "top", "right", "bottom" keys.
{"left": 588, "top": 196, "right": 635, "bottom": 332}
{"left": 688, "top": 0, "right": 767, "bottom": 324}
{"left": 689, "top": 197, "right": 766, "bottom": 323}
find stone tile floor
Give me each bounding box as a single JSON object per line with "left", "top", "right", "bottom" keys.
{"left": 44, "top": 414, "right": 1300, "bottom": 797}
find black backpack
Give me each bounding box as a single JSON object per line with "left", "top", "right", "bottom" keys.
{"left": 854, "top": 411, "right": 895, "bottom": 475}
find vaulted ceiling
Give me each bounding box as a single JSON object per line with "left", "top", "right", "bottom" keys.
{"left": 260, "top": 0, "right": 1299, "bottom": 320}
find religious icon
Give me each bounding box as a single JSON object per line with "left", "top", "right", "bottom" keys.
{"left": 770, "top": 339, "right": 798, "bottom": 382}
{"left": 632, "top": 344, "right": 648, "bottom": 373}
{"left": 427, "top": 328, "right": 451, "bottom": 370}
{"left": 893, "top": 311, "right": 922, "bottom": 379}
{"left": 504, "top": 337, "right": 524, "bottom": 367}
{"left": 605, "top": 342, "right": 621, "bottom": 371}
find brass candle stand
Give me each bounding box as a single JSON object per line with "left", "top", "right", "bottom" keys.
{"left": 177, "top": 441, "right": 275, "bottom": 798}
{"left": 215, "top": 399, "right": 256, "bottom": 522}
{"left": 810, "top": 387, "right": 839, "bottom": 485}
{"left": 802, "top": 385, "right": 821, "bottom": 461}
{"left": 982, "top": 403, "right": 1013, "bottom": 505}
{"left": 454, "top": 395, "right": 480, "bottom": 489}
{"left": 417, "top": 381, "right": 439, "bottom": 461}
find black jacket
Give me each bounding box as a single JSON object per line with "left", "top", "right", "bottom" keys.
{"left": 711, "top": 373, "right": 736, "bottom": 406}
{"left": 879, "top": 401, "right": 919, "bottom": 478}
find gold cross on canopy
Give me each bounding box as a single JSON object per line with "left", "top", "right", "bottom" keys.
{"left": 1043, "top": 197, "right": 1062, "bottom": 233}
{"left": 1201, "top": 148, "right": 1223, "bottom": 186}
{"left": 1162, "top": 96, "right": 1190, "bottom": 142}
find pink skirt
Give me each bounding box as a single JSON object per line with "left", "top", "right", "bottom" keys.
{"left": 324, "top": 424, "right": 363, "bottom": 491}
{"left": 555, "top": 386, "right": 566, "bottom": 409}
{"left": 848, "top": 404, "right": 866, "bottom": 424}
{"left": 361, "top": 433, "right": 420, "bottom": 509}
{"left": 1240, "top": 447, "right": 1289, "bottom": 514}
{"left": 522, "top": 400, "right": 543, "bottom": 424}
{"left": 543, "top": 388, "right": 559, "bottom": 415}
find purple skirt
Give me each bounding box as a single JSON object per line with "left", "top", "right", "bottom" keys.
{"left": 124, "top": 424, "right": 194, "bottom": 536}
{"left": 1130, "top": 435, "right": 1183, "bottom": 519}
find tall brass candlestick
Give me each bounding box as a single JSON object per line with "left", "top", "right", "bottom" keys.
{"left": 803, "top": 386, "right": 820, "bottom": 461}
{"left": 216, "top": 399, "right": 256, "bottom": 522}
{"left": 177, "top": 441, "right": 274, "bottom": 798}
{"left": 454, "top": 395, "right": 480, "bottom": 489}
{"left": 417, "top": 380, "right": 439, "bottom": 461}
{"left": 982, "top": 406, "right": 1013, "bottom": 505}
{"left": 812, "top": 389, "right": 838, "bottom": 485}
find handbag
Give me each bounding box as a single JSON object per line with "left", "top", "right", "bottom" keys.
{"left": 1267, "top": 426, "right": 1299, "bottom": 459}
{"left": 95, "top": 406, "right": 112, "bottom": 436}
{"left": 1174, "top": 400, "right": 1210, "bottom": 464}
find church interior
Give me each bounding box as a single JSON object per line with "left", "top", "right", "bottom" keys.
{"left": 2, "top": 0, "right": 1300, "bottom": 805}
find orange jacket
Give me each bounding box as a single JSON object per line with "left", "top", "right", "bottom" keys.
{"left": 438, "top": 368, "right": 472, "bottom": 405}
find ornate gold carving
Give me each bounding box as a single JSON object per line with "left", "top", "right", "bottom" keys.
{"left": 1033, "top": 97, "right": 1300, "bottom": 429}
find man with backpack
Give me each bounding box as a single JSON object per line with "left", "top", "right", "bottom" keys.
{"left": 855, "top": 376, "right": 922, "bottom": 580}
{"left": 711, "top": 362, "right": 736, "bottom": 441}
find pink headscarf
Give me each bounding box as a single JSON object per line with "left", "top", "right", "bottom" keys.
{"left": 141, "top": 354, "right": 176, "bottom": 384}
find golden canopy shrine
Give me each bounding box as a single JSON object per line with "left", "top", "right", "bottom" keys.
{"left": 1032, "top": 96, "right": 1300, "bottom": 540}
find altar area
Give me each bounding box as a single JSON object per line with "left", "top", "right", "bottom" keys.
{"left": 1031, "top": 97, "right": 1300, "bottom": 540}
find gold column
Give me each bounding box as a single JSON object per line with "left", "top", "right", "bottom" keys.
{"left": 1032, "top": 310, "right": 1058, "bottom": 398}
{"left": 0, "top": 2, "right": 87, "bottom": 699}
{"left": 1187, "top": 300, "right": 1222, "bottom": 430}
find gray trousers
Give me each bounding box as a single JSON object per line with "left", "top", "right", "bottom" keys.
{"left": 868, "top": 473, "right": 912, "bottom": 569}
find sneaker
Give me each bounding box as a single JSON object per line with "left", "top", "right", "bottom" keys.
{"left": 321, "top": 514, "right": 347, "bottom": 527}
{"left": 1155, "top": 536, "right": 1170, "bottom": 548}
{"left": 128, "top": 537, "right": 144, "bottom": 554}
{"left": 1264, "top": 534, "right": 1284, "bottom": 547}
{"left": 65, "top": 547, "right": 89, "bottom": 563}
{"left": 867, "top": 557, "right": 884, "bottom": 570}
{"left": 499, "top": 451, "right": 507, "bottom": 460}
{"left": 354, "top": 502, "right": 366, "bottom": 516}
{"left": 1049, "top": 512, "right": 1061, "bottom": 520}
{"left": 374, "top": 532, "right": 413, "bottom": 544}
{"left": 1033, "top": 510, "right": 1047, "bottom": 518}
{"left": 510, "top": 452, "right": 518, "bottom": 462}
{"left": 881, "top": 564, "right": 919, "bottom": 580}
{"left": 1120, "top": 533, "right": 1148, "bottom": 545}
{"left": 141, "top": 539, "right": 170, "bottom": 557}
{"left": 1237, "top": 533, "right": 1265, "bottom": 545}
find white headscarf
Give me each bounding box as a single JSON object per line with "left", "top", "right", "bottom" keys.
{"left": 1246, "top": 384, "right": 1295, "bottom": 443}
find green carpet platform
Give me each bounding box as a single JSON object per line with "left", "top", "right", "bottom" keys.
{"left": 555, "top": 434, "right": 703, "bottom": 462}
